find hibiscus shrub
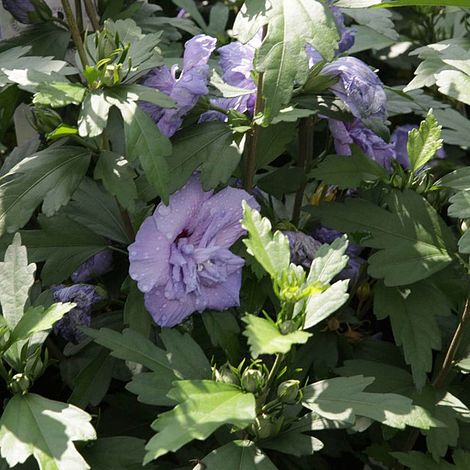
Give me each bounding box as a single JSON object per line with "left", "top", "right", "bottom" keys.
{"left": 2, "top": 0, "right": 470, "bottom": 469}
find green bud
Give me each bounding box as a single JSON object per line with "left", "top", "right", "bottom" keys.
{"left": 241, "top": 369, "right": 265, "bottom": 393}
{"left": 8, "top": 373, "right": 31, "bottom": 395}
{"left": 356, "top": 281, "right": 371, "bottom": 303}
{"left": 277, "top": 379, "right": 300, "bottom": 404}
{"left": 215, "top": 364, "right": 240, "bottom": 386}
{"left": 254, "top": 414, "right": 275, "bottom": 439}
{"left": 279, "top": 320, "right": 296, "bottom": 335}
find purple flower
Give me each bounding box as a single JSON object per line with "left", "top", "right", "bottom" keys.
{"left": 2, "top": 0, "right": 35, "bottom": 23}
{"left": 284, "top": 231, "right": 322, "bottom": 269}
{"left": 71, "top": 250, "right": 113, "bottom": 283}
{"left": 200, "top": 34, "right": 260, "bottom": 122}
{"left": 390, "top": 124, "right": 446, "bottom": 169}
{"left": 331, "top": 6, "right": 356, "bottom": 53}
{"left": 51, "top": 284, "right": 102, "bottom": 343}
{"left": 328, "top": 118, "right": 396, "bottom": 170}
{"left": 141, "top": 34, "right": 217, "bottom": 137}
{"left": 128, "top": 176, "right": 259, "bottom": 327}
{"left": 322, "top": 57, "right": 387, "bottom": 121}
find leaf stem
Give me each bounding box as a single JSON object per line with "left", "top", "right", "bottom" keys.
{"left": 263, "top": 353, "right": 284, "bottom": 395}
{"left": 244, "top": 26, "right": 268, "bottom": 193}
{"left": 433, "top": 296, "right": 470, "bottom": 388}
{"left": 74, "top": 0, "right": 83, "bottom": 33}
{"left": 61, "top": 0, "right": 88, "bottom": 67}
{"left": 292, "top": 117, "right": 315, "bottom": 225}
{"left": 83, "top": 0, "right": 100, "bottom": 31}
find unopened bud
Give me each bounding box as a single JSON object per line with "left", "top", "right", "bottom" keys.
{"left": 277, "top": 379, "right": 300, "bottom": 404}
{"left": 8, "top": 373, "right": 31, "bottom": 395}
{"left": 215, "top": 364, "right": 239, "bottom": 386}
{"left": 241, "top": 369, "right": 265, "bottom": 393}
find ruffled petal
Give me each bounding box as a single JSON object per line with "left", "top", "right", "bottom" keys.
{"left": 144, "top": 286, "right": 198, "bottom": 327}
{"left": 128, "top": 217, "right": 171, "bottom": 293}
{"left": 202, "top": 270, "right": 242, "bottom": 311}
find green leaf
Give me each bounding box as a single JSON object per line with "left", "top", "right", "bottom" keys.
{"left": 33, "top": 82, "right": 86, "bottom": 108}
{"left": 439, "top": 166, "right": 470, "bottom": 190}
{"left": 407, "top": 111, "right": 443, "bottom": 171}
{"left": 167, "top": 122, "right": 241, "bottom": 193}
{"left": 94, "top": 150, "right": 138, "bottom": 212}
{"left": 241, "top": 202, "right": 290, "bottom": 278}
{"left": 126, "top": 371, "right": 176, "bottom": 407}
{"left": 81, "top": 437, "right": 147, "bottom": 470}
{"left": 87, "top": 327, "right": 173, "bottom": 374}
{"left": 19, "top": 214, "right": 108, "bottom": 286}
{"left": 68, "top": 349, "right": 114, "bottom": 409}
{"left": 368, "top": 0, "right": 470, "bottom": 7}
{"left": 120, "top": 84, "right": 176, "bottom": 108}
{"left": 233, "top": 0, "right": 271, "bottom": 43}
{"left": 201, "top": 440, "right": 277, "bottom": 469}
{"left": 393, "top": 451, "right": 454, "bottom": 470}
{"left": 10, "top": 303, "right": 75, "bottom": 344}
{"left": 0, "top": 393, "right": 96, "bottom": 470}
{"left": 374, "top": 281, "right": 451, "bottom": 390}
{"left": 302, "top": 375, "right": 426, "bottom": 429}
{"left": 0, "top": 233, "right": 36, "bottom": 329}
{"left": 78, "top": 91, "right": 112, "bottom": 138}
{"left": 160, "top": 329, "right": 211, "bottom": 379}
{"left": 256, "top": 0, "right": 339, "bottom": 121}
{"left": 310, "top": 147, "right": 389, "bottom": 189}
{"left": 0, "top": 146, "right": 90, "bottom": 235}
{"left": 112, "top": 96, "right": 171, "bottom": 203}
{"left": 303, "top": 280, "right": 350, "bottom": 329}
{"left": 260, "top": 430, "right": 323, "bottom": 457}
{"left": 202, "top": 311, "right": 240, "bottom": 364}
{"left": 256, "top": 121, "right": 297, "bottom": 168}
{"left": 243, "top": 314, "right": 311, "bottom": 358}
{"left": 310, "top": 189, "right": 456, "bottom": 286}
{"left": 172, "top": 0, "right": 208, "bottom": 30}
{"left": 63, "top": 178, "right": 132, "bottom": 245}
{"left": 144, "top": 381, "right": 256, "bottom": 463}
{"left": 123, "top": 281, "right": 152, "bottom": 338}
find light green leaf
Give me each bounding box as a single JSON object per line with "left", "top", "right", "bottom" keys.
{"left": 78, "top": 91, "right": 112, "bottom": 138}
{"left": 172, "top": 0, "right": 208, "bottom": 30}
{"left": 233, "top": 0, "right": 272, "bottom": 43}
{"left": 94, "top": 150, "right": 137, "bottom": 213}
{"left": 311, "top": 189, "right": 456, "bottom": 286}
{"left": 393, "top": 451, "right": 454, "bottom": 470}
{"left": 0, "top": 393, "right": 96, "bottom": 470}
{"left": 374, "top": 281, "right": 450, "bottom": 390}
{"left": 0, "top": 146, "right": 90, "bottom": 235}
{"left": 342, "top": 7, "right": 398, "bottom": 40}
{"left": 243, "top": 314, "right": 311, "bottom": 358}
{"left": 310, "top": 148, "right": 389, "bottom": 189}
{"left": 307, "top": 236, "right": 349, "bottom": 285}
{"left": 448, "top": 191, "right": 470, "bottom": 219}
{"left": 81, "top": 437, "right": 147, "bottom": 470}
{"left": 302, "top": 375, "right": 426, "bottom": 429}
{"left": 0, "top": 233, "right": 35, "bottom": 329}
{"left": 407, "top": 111, "right": 443, "bottom": 172}
{"left": 33, "top": 82, "right": 86, "bottom": 108}
{"left": 375, "top": 1, "right": 470, "bottom": 8}
{"left": 201, "top": 440, "right": 277, "bottom": 469}
{"left": 144, "top": 381, "right": 256, "bottom": 463}
{"left": 303, "top": 280, "right": 350, "bottom": 329}
{"left": 256, "top": 0, "right": 339, "bottom": 121}
{"left": 439, "top": 166, "right": 470, "bottom": 190}
{"left": 10, "top": 303, "right": 75, "bottom": 344}
{"left": 241, "top": 203, "right": 290, "bottom": 278}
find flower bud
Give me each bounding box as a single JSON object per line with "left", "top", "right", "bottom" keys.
{"left": 215, "top": 364, "right": 239, "bottom": 386}
{"left": 356, "top": 281, "right": 371, "bottom": 302}
{"left": 8, "top": 373, "right": 31, "bottom": 395}
{"left": 277, "top": 379, "right": 300, "bottom": 404}
{"left": 241, "top": 369, "right": 265, "bottom": 393}
{"left": 279, "top": 320, "right": 296, "bottom": 335}
{"left": 254, "top": 414, "right": 275, "bottom": 439}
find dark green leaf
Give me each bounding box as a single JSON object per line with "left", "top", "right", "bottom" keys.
{"left": 0, "top": 146, "right": 90, "bottom": 235}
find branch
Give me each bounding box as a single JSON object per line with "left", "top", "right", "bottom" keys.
{"left": 61, "top": 0, "right": 88, "bottom": 67}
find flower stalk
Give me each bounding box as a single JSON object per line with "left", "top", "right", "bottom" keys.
{"left": 60, "top": 0, "right": 88, "bottom": 67}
